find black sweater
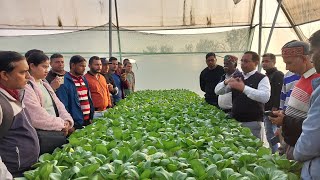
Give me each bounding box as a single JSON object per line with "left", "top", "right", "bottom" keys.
{"left": 265, "top": 68, "right": 284, "bottom": 110}
{"left": 200, "top": 65, "right": 224, "bottom": 104}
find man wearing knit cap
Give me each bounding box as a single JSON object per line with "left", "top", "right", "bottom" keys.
{"left": 215, "top": 51, "right": 271, "bottom": 140}
{"left": 270, "top": 40, "right": 320, "bottom": 160}
{"left": 294, "top": 30, "right": 320, "bottom": 179}
{"left": 261, "top": 53, "right": 284, "bottom": 153}
{"left": 215, "top": 55, "right": 240, "bottom": 113}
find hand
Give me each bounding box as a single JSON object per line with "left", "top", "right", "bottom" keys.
{"left": 224, "top": 78, "right": 232, "bottom": 85}
{"left": 107, "top": 83, "right": 114, "bottom": 91}
{"left": 120, "top": 73, "right": 126, "bottom": 81}
{"left": 274, "top": 128, "right": 281, "bottom": 136}
{"left": 64, "top": 121, "right": 71, "bottom": 129}
{"left": 61, "top": 127, "right": 68, "bottom": 136}
{"left": 68, "top": 127, "right": 75, "bottom": 135}
{"left": 61, "top": 121, "right": 71, "bottom": 136}
{"left": 270, "top": 110, "right": 285, "bottom": 126}
{"left": 50, "top": 77, "right": 62, "bottom": 91}
{"left": 228, "top": 77, "right": 245, "bottom": 92}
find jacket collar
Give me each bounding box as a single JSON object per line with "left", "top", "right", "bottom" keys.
{"left": 266, "top": 67, "right": 278, "bottom": 75}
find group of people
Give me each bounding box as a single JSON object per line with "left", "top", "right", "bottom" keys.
{"left": 0, "top": 51, "right": 135, "bottom": 178}
{"left": 201, "top": 30, "right": 320, "bottom": 179}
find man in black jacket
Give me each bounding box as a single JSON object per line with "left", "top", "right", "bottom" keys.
{"left": 0, "top": 51, "right": 40, "bottom": 177}
{"left": 262, "top": 53, "right": 284, "bottom": 153}
{"left": 200, "top": 52, "right": 224, "bottom": 106}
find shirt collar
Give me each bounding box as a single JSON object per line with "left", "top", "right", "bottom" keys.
{"left": 69, "top": 72, "right": 83, "bottom": 80}
{"left": 303, "top": 67, "right": 317, "bottom": 78}
{"left": 242, "top": 69, "right": 257, "bottom": 79}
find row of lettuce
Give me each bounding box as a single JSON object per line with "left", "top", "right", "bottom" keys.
{"left": 22, "top": 90, "right": 301, "bottom": 180}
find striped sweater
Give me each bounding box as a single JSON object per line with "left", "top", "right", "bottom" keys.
{"left": 285, "top": 68, "right": 320, "bottom": 119}
{"left": 279, "top": 71, "right": 300, "bottom": 110}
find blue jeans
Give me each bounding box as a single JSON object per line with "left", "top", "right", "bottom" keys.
{"left": 241, "top": 121, "right": 263, "bottom": 140}
{"left": 93, "top": 110, "right": 108, "bottom": 119}
{"left": 264, "top": 115, "right": 279, "bottom": 153}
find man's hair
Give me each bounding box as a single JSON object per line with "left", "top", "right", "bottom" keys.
{"left": 206, "top": 52, "right": 216, "bottom": 59}
{"left": 118, "top": 62, "right": 123, "bottom": 66}
{"left": 100, "top": 57, "right": 108, "bottom": 65}
{"left": 50, "top": 53, "right": 64, "bottom": 61}
{"left": 27, "top": 52, "right": 49, "bottom": 66}
{"left": 309, "top": 30, "right": 320, "bottom": 49}
{"left": 244, "top": 51, "right": 260, "bottom": 62}
{"left": 109, "top": 57, "right": 118, "bottom": 62}
{"left": 69, "top": 55, "right": 86, "bottom": 68}
{"left": 262, "top": 53, "right": 276, "bottom": 62}
{"left": 123, "top": 58, "right": 130, "bottom": 66}
{"left": 124, "top": 62, "right": 132, "bottom": 67}
{"left": 89, "top": 56, "right": 100, "bottom": 65}
{"left": 0, "top": 51, "right": 25, "bottom": 72}
{"left": 25, "top": 49, "right": 44, "bottom": 59}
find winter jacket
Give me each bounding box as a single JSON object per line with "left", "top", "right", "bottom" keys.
{"left": 84, "top": 72, "right": 112, "bottom": 111}
{"left": 23, "top": 76, "right": 73, "bottom": 131}
{"left": 294, "top": 77, "right": 320, "bottom": 180}
{"left": 56, "top": 73, "right": 94, "bottom": 129}
{"left": 0, "top": 88, "right": 40, "bottom": 177}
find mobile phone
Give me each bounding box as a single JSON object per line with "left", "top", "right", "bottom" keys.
{"left": 56, "top": 74, "right": 64, "bottom": 84}
{"left": 264, "top": 111, "right": 277, "bottom": 118}
{"left": 270, "top": 136, "right": 280, "bottom": 146}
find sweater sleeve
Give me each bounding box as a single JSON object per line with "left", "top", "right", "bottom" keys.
{"left": 243, "top": 76, "right": 271, "bottom": 103}
{"left": 200, "top": 71, "right": 206, "bottom": 92}
{"left": 23, "top": 84, "right": 65, "bottom": 131}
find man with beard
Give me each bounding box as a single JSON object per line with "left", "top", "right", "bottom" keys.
{"left": 46, "top": 53, "right": 66, "bottom": 91}
{"left": 108, "top": 57, "right": 128, "bottom": 104}
{"left": 56, "top": 55, "right": 94, "bottom": 129}
{"left": 261, "top": 53, "right": 284, "bottom": 153}
{"left": 294, "top": 30, "right": 320, "bottom": 180}
{"left": 84, "top": 56, "right": 112, "bottom": 118}
{"left": 200, "top": 52, "right": 224, "bottom": 106}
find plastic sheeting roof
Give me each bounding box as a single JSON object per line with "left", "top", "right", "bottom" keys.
{"left": 0, "top": 0, "right": 319, "bottom": 56}
{"left": 0, "top": 0, "right": 319, "bottom": 30}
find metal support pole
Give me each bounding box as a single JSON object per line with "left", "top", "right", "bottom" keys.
{"left": 264, "top": 0, "right": 282, "bottom": 54}
{"left": 115, "top": 0, "right": 122, "bottom": 62}
{"left": 248, "top": 0, "right": 257, "bottom": 50}
{"left": 108, "top": 0, "right": 112, "bottom": 58}
{"left": 257, "top": 0, "right": 263, "bottom": 72}
{"left": 277, "top": 0, "right": 306, "bottom": 41}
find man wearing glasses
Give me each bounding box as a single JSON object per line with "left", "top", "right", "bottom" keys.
{"left": 215, "top": 51, "right": 271, "bottom": 140}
